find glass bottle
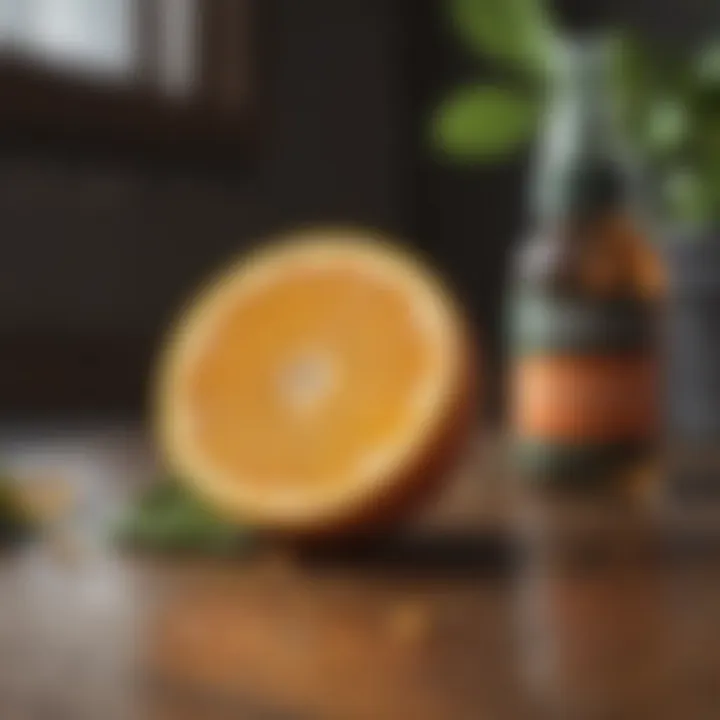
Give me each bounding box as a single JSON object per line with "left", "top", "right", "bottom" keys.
{"left": 507, "top": 35, "right": 665, "bottom": 487}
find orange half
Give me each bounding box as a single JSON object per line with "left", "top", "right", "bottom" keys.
{"left": 155, "top": 230, "right": 476, "bottom": 533}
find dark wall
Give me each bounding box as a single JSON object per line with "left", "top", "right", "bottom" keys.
{"left": 409, "top": 1, "right": 529, "bottom": 415}
{"left": 1, "top": 0, "right": 412, "bottom": 413}
{"left": 263, "top": 0, "right": 411, "bottom": 231}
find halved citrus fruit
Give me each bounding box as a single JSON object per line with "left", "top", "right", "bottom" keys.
{"left": 155, "top": 229, "right": 477, "bottom": 534}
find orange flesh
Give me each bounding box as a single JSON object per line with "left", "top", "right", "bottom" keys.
{"left": 182, "top": 263, "right": 440, "bottom": 491}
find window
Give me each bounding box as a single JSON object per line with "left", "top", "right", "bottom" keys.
{"left": 0, "top": 0, "right": 137, "bottom": 80}
{"left": 0, "top": 0, "right": 255, "bottom": 165}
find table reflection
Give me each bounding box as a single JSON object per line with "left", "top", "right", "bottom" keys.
{"left": 512, "top": 489, "right": 675, "bottom": 718}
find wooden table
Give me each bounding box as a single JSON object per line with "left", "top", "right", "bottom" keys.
{"left": 0, "top": 423, "right": 718, "bottom": 719}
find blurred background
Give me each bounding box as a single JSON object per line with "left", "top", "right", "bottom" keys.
{"left": 3, "top": 3, "right": 720, "bottom": 718}
{"left": 2, "top": 0, "right": 716, "bottom": 418}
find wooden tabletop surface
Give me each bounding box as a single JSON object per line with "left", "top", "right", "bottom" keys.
{"left": 0, "top": 422, "right": 719, "bottom": 719}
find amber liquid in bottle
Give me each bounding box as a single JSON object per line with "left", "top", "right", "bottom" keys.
{"left": 508, "top": 37, "right": 665, "bottom": 486}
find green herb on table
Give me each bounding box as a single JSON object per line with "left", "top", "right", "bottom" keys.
{"left": 115, "top": 479, "right": 254, "bottom": 555}
{"left": 0, "top": 478, "right": 31, "bottom": 543}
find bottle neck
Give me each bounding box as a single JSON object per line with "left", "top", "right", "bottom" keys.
{"left": 530, "top": 36, "right": 631, "bottom": 228}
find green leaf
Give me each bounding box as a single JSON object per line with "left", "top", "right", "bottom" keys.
{"left": 646, "top": 98, "right": 689, "bottom": 154}
{"left": 115, "top": 478, "right": 253, "bottom": 555}
{"left": 612, "top": 34, "right": 696, "bottom": 158}
{"left": 0, "top": 478, "right": 30, "bottom": 543}
{"left": 611, "top": 34, "right": 662, "bottom": 145}
{"left": 696, "top": 43, "right": 720, "bottom": 87}
{"left": 431, "top": 86, "right": 538, "bottom": 163}
{"left": 663, "top": 169, "right": 712, "bottom": 226}
{"left": 448, "top": 0, "right": 557, "bottom": 76}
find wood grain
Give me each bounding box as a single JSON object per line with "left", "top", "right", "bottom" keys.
{"left": 0, "top": 423, "right": 716, "bottom": 719}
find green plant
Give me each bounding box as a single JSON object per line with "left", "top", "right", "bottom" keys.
{"left": 431, "top": 0, "right": 720, "bottom": 228}
{"left": 115, "top": 478, "right": 254, "bottom": 555}
{"left": 0, "top": 478, "right": 30, "bottom": 543}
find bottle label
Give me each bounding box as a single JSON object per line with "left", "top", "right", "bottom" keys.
{"left": 512, "top": 355, "right": 657, "bottom": 441}
{"left": 510, "top": 292, "right": 658, "bottom": 477}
